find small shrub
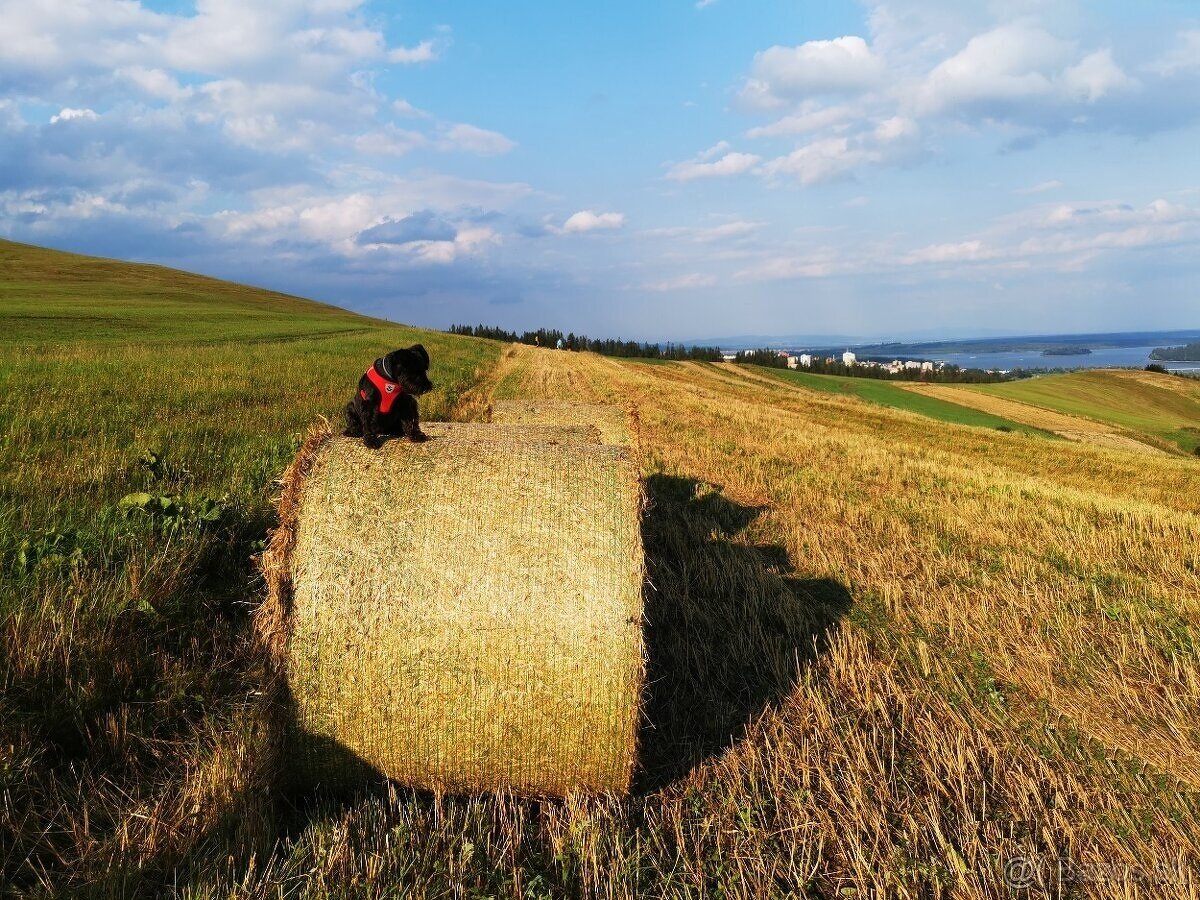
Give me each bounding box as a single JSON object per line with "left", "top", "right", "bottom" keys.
{"left": 118, "top": 492, "right": 230, "bottom": 535}
{"left": 11, "top": 529, "right": 85, "bottom": 575}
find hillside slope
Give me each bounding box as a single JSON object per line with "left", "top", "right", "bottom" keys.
{"left": 970, "top": 368, "right": 1200, "bottom": 453}
{"left": 0, "top": 238, "right": 372, "bottom": 345}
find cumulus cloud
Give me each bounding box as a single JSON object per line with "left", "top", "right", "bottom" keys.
{"left": 49, "top": 107, "right": 97, "bottom": 124}
{"left": 915, "top": 23, "right": 1135, "bottom": 117}
{"left": 438, "top": 123, "right": 516, "bottom": 155}
{"left": 687, "top": 5, "right": 1192, "bottom": 191}
{"left": 561, "top": 210, "right": 625, "bottom": 233}
{"left": 740, "top": 36, "right": 885, "bottom": 109}
{"left": 389, "top": 40, "right": 438, "bottom": 64}
{"left": 666, "top": 143, "right": 761, "bottom": 181}
{"left": 745, "top": 103, "right": 856, "bottom": 138}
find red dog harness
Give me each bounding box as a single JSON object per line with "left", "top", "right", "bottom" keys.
{"left": 360, "top": 366, "right": 405, "bottom": 414}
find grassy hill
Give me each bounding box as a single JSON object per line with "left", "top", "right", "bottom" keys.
{"left": 0, "top": 239, "right": 377, "bottom": 346}
{"left": 971, "top": 369, "right": 1200, "bottom": 453}
{"left": 3, "top": 241, "right": 1199, "bottom": 896}
{"left": 744, "top": 364, "right": 1055, "bottom": 437}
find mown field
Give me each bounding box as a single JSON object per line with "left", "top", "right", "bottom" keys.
{"left": 3, "top": 241, "right": 1200, "bottom": 898}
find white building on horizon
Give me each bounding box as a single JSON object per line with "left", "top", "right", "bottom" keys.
{"left": 799, "top": 353, "right": 813, "bottom": 367}
{"left": 842, "top": 350, "right": 857, "bottom": 366}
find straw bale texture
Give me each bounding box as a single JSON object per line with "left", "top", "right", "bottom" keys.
{"left": 490, "top": 400, "right": 632, "bottom": 446}
{"left": 260, "top": 422, "right": 645, "bottom": 796}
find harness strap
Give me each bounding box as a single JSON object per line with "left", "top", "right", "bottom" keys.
{"left": 363, "top": 365, "right": 404, "bottom": 414}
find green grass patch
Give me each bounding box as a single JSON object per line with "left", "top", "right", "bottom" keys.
{"left": 971, "top": 369, "right": 1200, "bottom": 453}
{"left": 755, "top": 366, "right": 1053, "bottom": 437}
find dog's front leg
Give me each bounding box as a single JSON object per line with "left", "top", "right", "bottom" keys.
{"left": 343, "top": 402, "right": 364, "bottom": 437}
{"left": 362, "top": 406, "right": 384, "bottom": 449}
{"left": 402, "top": 416, "right": 427, "bottom": 442}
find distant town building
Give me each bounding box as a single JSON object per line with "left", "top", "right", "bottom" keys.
{"left": 722, "top": 352, "right": 738, "bottom": 362}
{"left": 799, "top": 353, "right": 813, "bottom": 367}
{"left": 842, "top": 350, "right": 857, "bottom": 366}
{"left": 904, "top": 360, "right": 921, "bottom": 370}
{"left": 786, "top": 355, "right": 799, "bottom": 369}
{"left": 921, "top": 360, "right": 935, "bottom": 373}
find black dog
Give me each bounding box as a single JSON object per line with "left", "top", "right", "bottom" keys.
{"left": 344, "top": 345, "right": 433, "bottom": 448}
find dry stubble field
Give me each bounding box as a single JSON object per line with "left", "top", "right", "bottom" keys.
{"left": 3, "top": 244, "right": 1199, "bottom": 897}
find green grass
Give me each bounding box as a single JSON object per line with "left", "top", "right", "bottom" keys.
{"left": 0, "top": 239, "right": 378, "bottom": 347}
{"left": 754, "top": 365, "right": 1053, "bottom": 437}
{"left": 0, "top": 239, "right": 500, "bottom": 894}
{"left": 968, "top": 369, "right": 1200, "bottom": 453}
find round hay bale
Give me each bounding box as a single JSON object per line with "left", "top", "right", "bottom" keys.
{"left": 420, "top": 421, "right": 602, "bottom": 445}
{"left": 490, "top": 400, "right": 632, "bottom": 447}
{"left": 258, "top": 423, "right": 645, "bottom": 796}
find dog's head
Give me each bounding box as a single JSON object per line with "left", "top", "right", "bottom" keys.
{"left": 384, "top": 344, "right": 433, "bottom": 395}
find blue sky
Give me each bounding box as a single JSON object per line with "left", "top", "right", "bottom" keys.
{"left": 1, "top": 1, "right": 1198, "bottom": 341}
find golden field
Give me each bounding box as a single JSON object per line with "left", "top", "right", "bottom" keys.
{"left": 3, "top": 241, "right": 1199, "bottom": 897}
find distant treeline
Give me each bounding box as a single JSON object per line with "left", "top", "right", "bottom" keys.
{"left": 447, "top": 324, "right": 725, "bottom": 361}
{"left": 1150, "top": 342, "right": 1200, "bottom": 362}
{"left": 735, "top": 348, "right": 1010, "bottom": 383}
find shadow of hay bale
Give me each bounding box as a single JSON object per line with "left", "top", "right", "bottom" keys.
{"left": 636, "top": 474, "right": 851, "bottom": 790}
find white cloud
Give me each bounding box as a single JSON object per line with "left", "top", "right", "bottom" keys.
{"left": 733, "top": 256, "right": 839, "bottom": 282}
{"left": 740, "top": 36, "right": 885, "bottom": 109}
{"left": 666, "top": 148, "right": 761, "bottom": 181}
{"left": 759, "top": 137, "right": 875, "bottom": 185}
{"left": 49, "top": 107, "right": 97, "bottom": 124}
{"left": 1062, "top": 49, "right": 1134, "bottom": 103}
{"left": 393, "top": 98, "right": 430, "bottom": 119}
{"left": 389, "top": 40, "right": 438, "bottom": 64}
{"left": 643, "top": 220, "right": 762, "bottom": 243}
{"left": 705, "top": 9, "right": 1173, "bottom": 190}
{"left": 874, "top": 115, "right": 918, "bottom": 142}
{"left": 746, "top": 103, "right": 856, "bottom": 138}
{"left": 903, "top": 239, "right": 993, "bottom": 265}
{"left": 355, "top": 126, "right": 430, "bottom": 156}
{"left": 438, "top": 122, "right": 516, "bottom": 155}
{"left": 916, "top": 24, "right": 1135, "bottom": 115}
{"left": 562, "top": 210, "right": 625, "bottom": 233}
{"left": 644, "top": 273, "right": 717, "bottom": 291}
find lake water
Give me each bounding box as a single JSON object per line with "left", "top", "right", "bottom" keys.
{"left": 931, "top": 345, "right": 1200, "bottom": 373}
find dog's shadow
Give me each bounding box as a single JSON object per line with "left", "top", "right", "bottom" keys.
{"left": 635, "top": 474, "right": 851, "bottom": 790}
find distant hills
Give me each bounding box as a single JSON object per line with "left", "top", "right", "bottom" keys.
{"left": 687, "top": 329, "right": 1200, "bottom": 355}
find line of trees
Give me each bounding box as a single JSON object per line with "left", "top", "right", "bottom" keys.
{"left": 1150, "top": 342, "right": 1200, "bottom": 361}
{"left": 447, "top": 324, "right": 725, "bottom": 361}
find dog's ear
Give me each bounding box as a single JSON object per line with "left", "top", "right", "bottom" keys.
{"left": 408, "top": 344, "right": 430, "bottom": 368}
